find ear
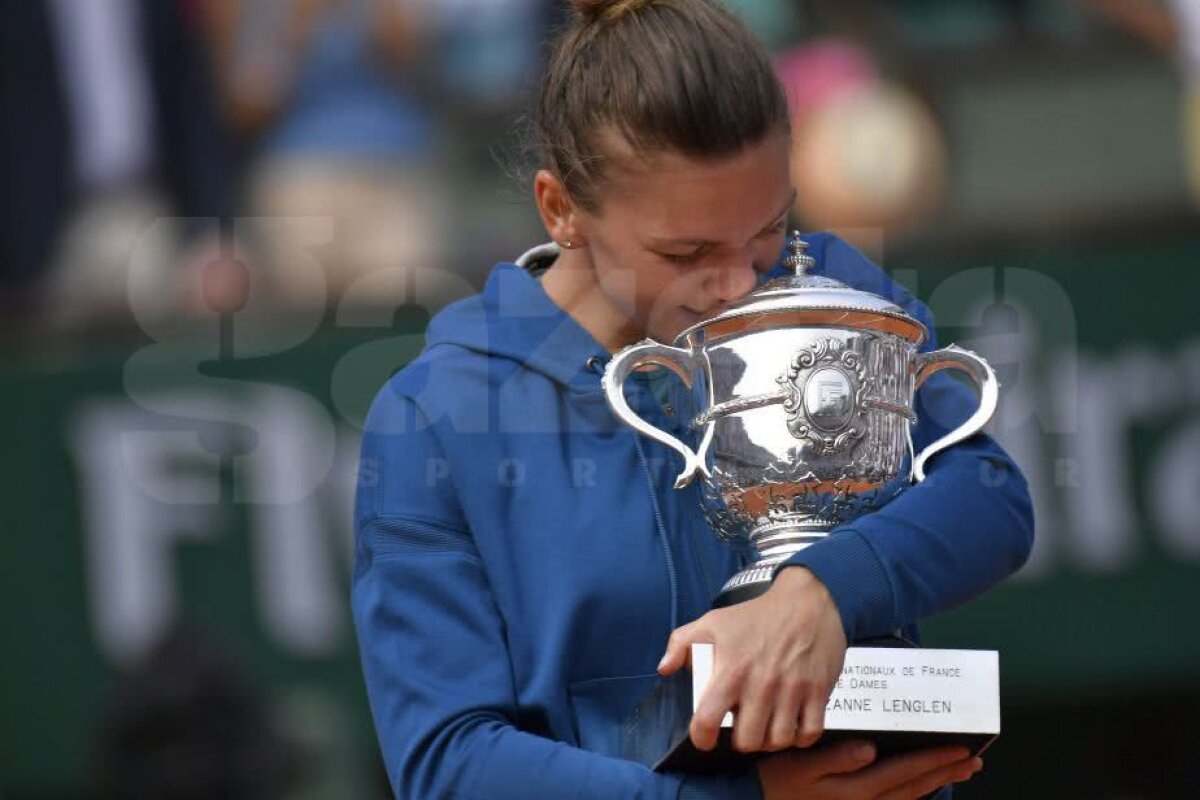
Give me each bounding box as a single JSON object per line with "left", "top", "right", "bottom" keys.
{"left": 534, "top": 170, "right": 584, "bottom": 249}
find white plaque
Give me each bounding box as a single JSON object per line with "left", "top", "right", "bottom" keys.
{"left": 691, "top": 644, "right": 1000, "bottom": 736}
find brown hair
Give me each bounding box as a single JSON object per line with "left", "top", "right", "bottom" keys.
{"left": 534, "top": 0, "right": 790, "bottom": 211}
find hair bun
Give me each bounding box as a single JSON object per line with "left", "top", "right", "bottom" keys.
{"left": 571, "top": 0, "right": 654, "bottom": 23}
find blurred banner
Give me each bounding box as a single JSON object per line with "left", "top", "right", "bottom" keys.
{"left": 2, "top": 237, "right": 1198, "bottom": 797}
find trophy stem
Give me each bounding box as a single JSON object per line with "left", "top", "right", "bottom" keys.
{"left": 712, "top": 518, "right": 834, "bottom": 607}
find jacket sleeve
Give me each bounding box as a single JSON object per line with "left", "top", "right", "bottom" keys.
{"left": 775, "top": 234, "right": 1035, "bottom": 641}
{"left": 352, "top": 383, "right": 761, "bottom": 800}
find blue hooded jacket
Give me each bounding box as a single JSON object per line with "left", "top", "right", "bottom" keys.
{"left": 352, "top": 232, "right": 1034, "bottom": 799}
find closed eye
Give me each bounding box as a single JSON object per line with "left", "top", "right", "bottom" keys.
{"left": 654, "top": 210, "right": 790, "bottom": 265}
{"left": 658, "top": 249, "right": 705, "bottom": 265}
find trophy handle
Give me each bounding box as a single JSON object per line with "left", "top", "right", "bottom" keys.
{"left": 602, "top": 339, "right": 712, "bottom": 489}
{"left": 911, "top": 345, "right": 998, "bottom": 483}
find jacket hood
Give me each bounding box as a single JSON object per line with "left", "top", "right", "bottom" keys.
{"left": 423, "top": 243, "right": 612, "bottom": 392}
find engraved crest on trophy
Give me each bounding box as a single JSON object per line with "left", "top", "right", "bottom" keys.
{"left": 779, "top": 337, "right": 868, "bottom": 453}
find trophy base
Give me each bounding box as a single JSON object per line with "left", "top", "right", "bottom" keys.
{"left": 713, "top": 520, "right": 835, "bottom": 607}
{"left": 712, "top": 565, "right": 774, "bottom": 608}
{"left": 624, "top": 644, "right": 1000, "bottom": 776}
{"left": 655, "top": 726, "right": 998, "bottom": 776}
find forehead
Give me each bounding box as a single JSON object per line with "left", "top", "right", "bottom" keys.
{"left": 596, "top": 131, "right": 793, "bottom": 239}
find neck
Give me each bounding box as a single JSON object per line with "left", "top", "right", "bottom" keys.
{"left": 540, "top": 249, "right": 644, "bottom": 353}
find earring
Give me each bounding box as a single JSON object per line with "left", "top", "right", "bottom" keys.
{"left": 563, "top": 239, "right": 573, "bottom": 249}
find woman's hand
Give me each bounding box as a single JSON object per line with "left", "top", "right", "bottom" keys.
{"left": 657, "top": 566, "right": 847, "bottom": 752}
{"left": 758, "top": 741, "right": 983, "bottom": 800}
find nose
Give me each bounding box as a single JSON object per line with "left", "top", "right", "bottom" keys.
{"left": 706, "top": 254, "right": 759, "bottom": 302}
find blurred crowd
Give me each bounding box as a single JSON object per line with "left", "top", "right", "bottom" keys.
{"left": 1, "top": 0, "right": 1197, "bottom": 339}
{"left": 0, "top": 0, "right": 561, "bottom": 335}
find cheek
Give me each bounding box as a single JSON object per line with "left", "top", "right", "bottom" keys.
{"left": 640, "top": 268, "right": 688, "bottom": 302}
{"left": 610, "top": 267, "right": 690, "bottom": 339}
{"left": 643, "top": 278, "right": 703, "bottom": 340}
{"left": 588, "top": 243, "right": 642, "bottom": 313}
{"left": 639, "top": 268, "right": 700, "bottom": 317}
{"left": 601, "top": 257, "right": 686, "bottom": 314}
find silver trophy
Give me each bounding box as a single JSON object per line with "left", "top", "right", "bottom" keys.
{"left": 604, "top": 231, "right": 998, "bottom": 607}
{"left": 605, "top": 233, "right": 1002, "bottom": 771}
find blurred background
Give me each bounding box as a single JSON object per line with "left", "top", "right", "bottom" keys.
{"left": 2, "top": 0, "right": 1199, "bottom": 797}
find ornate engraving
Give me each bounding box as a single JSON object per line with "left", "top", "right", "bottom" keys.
{"left": 779, "top": 338, "right": 870, "bottom": 454}
{"left": 699, "top": 465, "right": 751, "bottom": 543}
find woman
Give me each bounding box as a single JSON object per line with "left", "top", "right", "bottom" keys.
{"left": 352, "top": 1, "right": 1034, "bottom": 798}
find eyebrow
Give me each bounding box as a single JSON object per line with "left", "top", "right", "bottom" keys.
{"left": 647, "top": 189, "right": 798, "bottom": 248}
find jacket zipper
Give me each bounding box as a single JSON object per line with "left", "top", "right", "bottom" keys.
{"left": 588, "top": 355, "right": 681, "bottom": 633}
{"left": 634, "top": 436, "right": 679, "bottom": 633}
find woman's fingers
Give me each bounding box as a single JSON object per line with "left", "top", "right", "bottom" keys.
{"left": 793, "top": 691, "right": 828, "bottom": 748}
{"left": 763, "top": 675, "right": 807, "bottom": 752}
{"left": 805, "top": 740, "right": 878, "bottom": 778}
{"left": 731, "top": 668, "right": 779, "bottom": 752}
{"left": 877, "top": 756, "right": 983, "bottom": 800}
{"left": 666, "top": 579, "right": 846, "bottom": 757}
{"left": 658, "top": 619, "right": 707, "bottom": 677}
{"left": 689, "top": 659, "right": 743, "bottom": 751}
{"left": 850, "top": 745, "right": 973, "bottom": 797}
{"left": 714, "top": 664, "right": 832, "bottom": 754}
{"left": 757, "top": 740, "right": 878, "bottom": 795}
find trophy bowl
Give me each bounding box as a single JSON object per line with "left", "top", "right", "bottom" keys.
{"left": 604, "top": 232, "right": 997, "bottom": 607}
